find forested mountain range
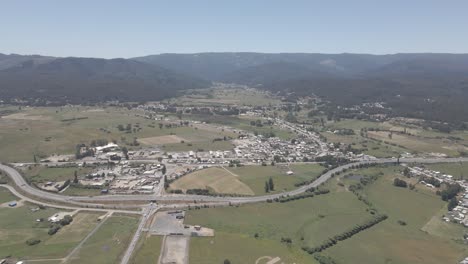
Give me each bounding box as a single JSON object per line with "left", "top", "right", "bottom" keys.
{"left": 0, "top": 54, "right": 209, "bottom": 104}
{"left": 1, "top": 52, "right": 467, "bottom": 123}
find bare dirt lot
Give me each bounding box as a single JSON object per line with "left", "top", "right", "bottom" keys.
{"left": 138, "top": 135, "right": 187, "bottom": 145}
{"left": 160, "top": 235, "right": 189, "bottom": 264}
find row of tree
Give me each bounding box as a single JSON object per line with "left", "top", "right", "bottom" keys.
{"left": 302, "top": 214, "right": 388, "bottom": 254}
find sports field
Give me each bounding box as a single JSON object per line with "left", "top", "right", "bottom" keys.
{"left": 230, "top": 164, "right": 325, "bottom": 194}
{"left": 169, "top": 167, "right": 255, "bottom": 195}
{"left": 170, "top": 164, "right": 325, "bottom": 196}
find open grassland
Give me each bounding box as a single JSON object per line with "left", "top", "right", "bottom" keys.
{"left": 69, "top": 215, "right": 139, "bottom": 264}
{"left": 190, "top": 232, "right": 317, "bottom": 264}
{"left": 323, "top": 132, "right": 408, "bottom": 158}
{"left": 173, "top": 88, "right": 282, "bottom": 107}
{"left": 0, "top": 204, "right": 102, "bottom": 260}
{"left": 368, "top": 131, "right": 464, "bottom": 156}
{"left": 170, "top": 167, "right": 255, "bottom": 195}
{"left": 184, "top": 114, "right": 295, "bottom": 140}
{"left": 186, "top": 191, "right": 371, "bottom": 250}
{"left": 0, "top": 188, "right": 16, "bottom": 203}
{"left": 423, "top": 162, "right": 468, "bottom": 180}
{"left": 324, "top": 168, "right": 468, "bottom": 264}
{"left": 227, "top": 164, "right": 325, "bottom": 195}
{"left": 323, "top": 118, "right": 468, "bottom": 157}
{"left": 61, "top": 186, "right": 102, "bottom": 196}
{"left": 129, "top": 235, "right": 162, "bottom": 264}
{"left": 46, "top": 212, "right": 103, "bottom": 245}
{"left": 0, "top": 106, "right": 235, "bottom": 162}
{"left": 422, "top": 207, "right": 468, "bottom": 241}
{"left": 327, "top": 119, "right": 389, "bottom": 131}
{"left": 21, "top": 165, "right": 93, "bottom": 183}
{"left": 187, "top": 165, "right": 468, "bottom": 264}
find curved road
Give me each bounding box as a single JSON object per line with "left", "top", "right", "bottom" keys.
{"left": 2, "top": 157, "right": 468, "bottom": 207}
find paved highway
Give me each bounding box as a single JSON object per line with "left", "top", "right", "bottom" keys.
{"left": 2, "top": 157, "right": 468, "bottom": 207}
{"left": 120, "top": 205, "right": 158, "bottom": 264}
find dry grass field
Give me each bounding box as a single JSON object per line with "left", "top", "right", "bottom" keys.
{"left": 138, "top": 135, "right": 187, "bottom": 145}
{"left": 169, "top": 167, "right": 254, "bottom": 195}
{"left": 367, "top": 131, "right": 465, "bottom": 156}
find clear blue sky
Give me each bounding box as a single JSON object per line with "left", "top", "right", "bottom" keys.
{"left": 1, "top": 0, "right": 468, "bottom": 58}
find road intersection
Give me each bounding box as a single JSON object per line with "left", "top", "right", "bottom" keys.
{"left": 2, "top": 156, "right": 468, "bottom": 264}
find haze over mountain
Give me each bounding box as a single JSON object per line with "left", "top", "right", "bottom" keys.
{"left": 0, "top": 54, "right": 209, "bottom": 104}
{"left": 135, "top": 52, "right": 468, "bottom": 82}
{"left": 1, "top": 52, "right": 468, "bottom": 123}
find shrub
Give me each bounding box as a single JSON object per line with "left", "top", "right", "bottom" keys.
{"left": 393, "top": 178, "right": 407, "bottom": 188}
{"left": 25, "top": 239, "right": 41, "bottom": 246}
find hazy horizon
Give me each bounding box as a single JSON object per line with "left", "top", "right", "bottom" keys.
{"left": 2, "top": 0, "right": 468, "bottom": 58}
{"left": 3, "top": 51, "right": 468, "bottom": 60}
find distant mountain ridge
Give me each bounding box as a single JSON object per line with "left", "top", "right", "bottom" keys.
{"left": 1, "top": 52, "right": 468, "bottom": 123}
{"left": 134, "top": 52, "right": 396, "bottom": 81}
{"left": 134, "top": 52, "right": 468, "bottom": 123}
{"left": 0, "top": 54, "right": 209, "bottom": 104}
{"left": 134, "top": 52, "right": 468, "bottom": 83}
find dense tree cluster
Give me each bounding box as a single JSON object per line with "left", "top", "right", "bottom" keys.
{"left": 438, "top": 183, "right": 462, "bottom": 201}
{"left": 419, "top": 176, "right": 441, "bottom": 187}
{"left": 448, "top": 197, "right": 458, "bottom": 211}
{"left": 393, "top": 178, "right": 408, "bottom": 188}
{"left": 48, "top": 215, "right": 73, "bottom": 235}
{"left": 315, "top": 156, "right": 349, "bottom": 167}
{"left": 186, "top": 189, "right": 210, "bottom": 195}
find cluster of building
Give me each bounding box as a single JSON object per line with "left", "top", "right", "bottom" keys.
{"left": 108, "top": 163, "right": 164, "bottom": 194}
{"left": 407, "top": 165, "right": 468, "bottom": 226}
{"left": 75, "top": 163, "right": 164, "bottom": 194}
{"left": 233, "top": 136, "right": 320, "bottom": 162}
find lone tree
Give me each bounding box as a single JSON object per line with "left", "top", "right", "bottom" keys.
{"left": 403, "top": 167, "right": 410, "bottom": 177}
{"left": 268, "top": 177, "right": 275, "bottom": 191}
{"left": 264, "top": 181, "right": 270, "bottom": 193}
{"left": 448, "top": 197, "right": 458, "bottom": 211}
{"left": 73, "top": 171, "right": 78, "bottom": 184}
{"left": 224, "top": 260, "right": 231, "bottom": 264}
{"left": 122, "top": 147, "right": 129, "bottom": 160}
